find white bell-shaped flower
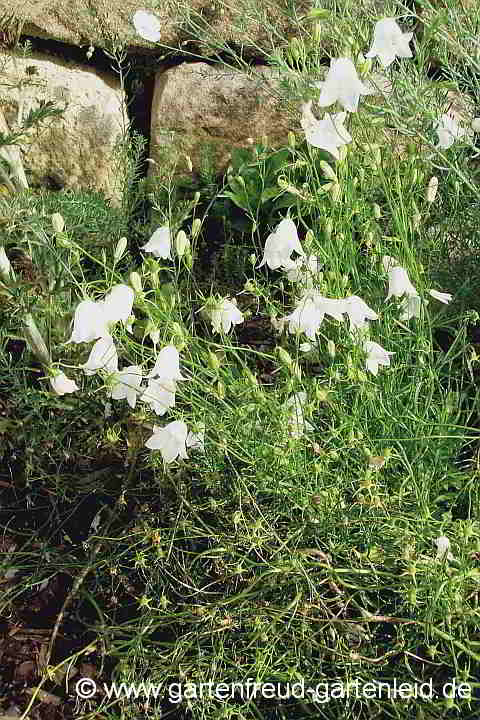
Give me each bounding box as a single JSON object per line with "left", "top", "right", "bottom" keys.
{"left": 49, "top": 371, "right": 79, "bottom": 396}
{"left": 110, "top": 365, "right": 143, "bottom": 409}
{"left": 363, "top": 340, "right": 394, "bottom": 376}
{"left": 132, "top": 9, "right": 162, "bottom": 42}
{"left": 434, "top": 113, "right": 469, "bottom": 150}
{"left": 82, "top": 336, "right": 118, "bottom": 376}
{"left": 428, "top": 289, "right": 452, "bottom": 304}
{"left": 259, "top": 218, "right": 304, "bottom": 270}
{"left": 145, "top": 420, "right": 189, "bottom": 463}
{"left": 102, "top": 284, "right": 135, "bottom": 326}
{"left": 69, "top": 299, "right": 110, "bottom": 343}
{"left": 210, "top": 298, "right": 244, "bottom": 334}
{"left": 141, "top": 225, "right": 171, "bottom": 258}
{"left": 318, "top": 58, "right": 372, "bottom": 112}
{"left": 285, "top": 254, "right": 320, "bottom": 285}
{"left": 399, "top": 294, "right": 422, "bottom": 321}
{"left": 186, "top": 425, "right": 205, "bottom": 453}
{"left": 301, "top": 102, "right": 352, "bottom": 159}
{"left": 141, "top": 378, "right": 176, "bottom": 416}
{"left": 285, "top": 295, "right": 325, "bottom": 341}
{"left": 344, "top": 295, "right": 379, "bottom": 332}
{"left": 434, "top": 535, "right": 454, "bottom": 562}
{"left": 386, "top": 266, "right": 418, "bottom": 299}
{"left": 366, "top": 18, "right": 413, "bottom": 68}
{"left": 148, "top": 345, "right": 185, "bottom": 381}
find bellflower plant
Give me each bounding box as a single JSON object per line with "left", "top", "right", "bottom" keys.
{"left": 386, "top": 266, "right": 418, "bottom": 300}
{"left": 434, "top": 536, "right": 455, "bottom": 562}
{"left": 318, "top": 58, "right": 372, "bottom": 112}
{"left": 285, "top": 255, "right": 320, "bottom": 286}
{"left": 286, "top": 392, "right": 313, "bottom": 439}
{"left": 366, "top": 18, "right": 413, "bottom": 67}
{"left": 428, "top": 289, "right": 452, "bottom": 304}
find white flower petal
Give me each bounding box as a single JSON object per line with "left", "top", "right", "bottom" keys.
{"left": 69, "top": 299, "right": 109, "bottom": 343}
{"left": 102, "top": 284, "right": 135, "bottom": 326}
{"left": 132, "top": 9, "right": 162, "bottom": 42}
{"left": 366, "top": 19, "right": 413, "bottom": 68}
{"left": 110, "top": 365, "right": 143, "bottom": 409}
{"left": 141, "top": 225, "right": 171, "bottom": 258}
{"left": 141, "top": 377, "right": 176, "bottom": 416}
{"left": 364, "top": 340, "right": 394, "bottom": 375}
{"left": 428, "top": 289, "right": 452, "bottom": 304}
{"left": 148, "top": 345, "right": 184, "bottom": 381}
{"left": 318, "top": 58, "right": 371, "bottom": 112}
{"left": 50, "top": 371, "right": 79, "bottom": 396}
{"left": 146, "top": 420, "right": 189, "bottom": 463}
{"left": 210, "top": 298, "right": 244, "bottom": 334}
{"left": 82, "top": 336, "right": 118, "bottom": 376}
{"left": 386, "top": 266, "right": 418, "bottom": 299}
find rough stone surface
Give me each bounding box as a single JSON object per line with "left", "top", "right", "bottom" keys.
{"left": 0, "top": 0, "right": 313, "bottom": 55}
{"left": 0, "top": 50, "right": 125, "bottom": 201}
{"left": 149, "top": 62, "right": 296, "bottom": 177}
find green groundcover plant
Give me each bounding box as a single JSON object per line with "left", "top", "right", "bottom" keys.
{"left": 2, "top": 1, "right": 480, "bottom": 719}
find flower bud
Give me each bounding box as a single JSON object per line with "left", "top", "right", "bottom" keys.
{"left": 426, "top": 176, "right": 438, "bottom": 204}
{"left": 472, "top": 117, "right": 480, "bottom": 133}
{"left": 208, "top": 351, "right": 221, "bottom": 372}
{"left": 324, "top": 219, "right": 333, "bottom": 240}
{"left": 312, "top": 21, "right": 321, "bottom": 44}
{"left": 129, "top": 271, "right": 142, "bottom": 293}
{"left": 320, "top": 161, "right": 337, "bottom": 182}
{"left": 191, "top": 218, "right": 202, "bottom": 239}
{"left": 175, "top": 230, "right": 190, "bottom": 258}
{"left": 288, "top": 131, "right": 296, "bottom": 148}
{"left": 373, "top": 203, "right": 381, "bottom": 219}
{"left": 244, "top": 367, "right": 258, "bottom": 386}
{"left": 216, "top": 379, "right": 225, "bottom": 399}
{"left": 51, "top": 212, "right": 65, "bottom": 234}
{"left": 330, "top": 184, "right": 341, "bottom": 202}
{"left": 114, "top": 236, "right": 128, "bottom": 262}
{"left": 185, "top": 155, "right": 193, "bottom": 172}
{"left": 24, "top": 313, "right": 51, "bottom": 365}
{"left": 327, "top": 339, "right": 335, "bottom": 358}
{"left": 276, "top": 346, "right": 293, "bottom": 368}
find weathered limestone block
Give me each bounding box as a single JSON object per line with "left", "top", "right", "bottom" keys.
{"left": 149, "top": 62, "right": 295, "bottom": 177}
{"left": 0, "top": 51, "right": 126, "bottom": 201}
{"left": 0, "top": 0, "right": 313, "bottom": 54}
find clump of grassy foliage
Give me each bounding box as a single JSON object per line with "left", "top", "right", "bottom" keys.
{"left": 2, "top": 1, "right": 480, "bottom": 719}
